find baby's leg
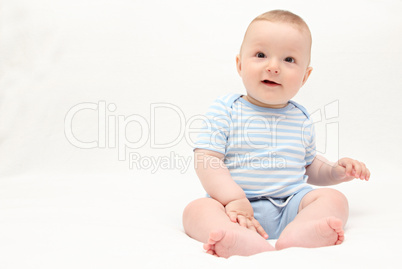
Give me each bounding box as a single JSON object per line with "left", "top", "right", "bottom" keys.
{"left": 182, "top": 198, "right": 275, "bottom": 258}
{"left": 276, "top": 188, "right": 348, "bottom": 250}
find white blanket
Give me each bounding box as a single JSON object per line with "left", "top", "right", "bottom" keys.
{"left": 0, "top": 173, "right": 400, "bottom": 268}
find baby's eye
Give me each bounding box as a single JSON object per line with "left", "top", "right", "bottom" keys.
{"left": 284, "top": 57, "right": 295, "bottom": 63}
{"left": 256, "top": 52, "right": 266, "bottom": 58}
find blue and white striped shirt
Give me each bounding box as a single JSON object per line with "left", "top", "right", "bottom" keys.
{"left": 194, "top": 94, "right": 316, "bottom": 199}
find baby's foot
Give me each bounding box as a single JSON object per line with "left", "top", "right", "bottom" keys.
{"left": 276, "top": 217, "right": 344, "bottom": 250}
{"left": 313, "top": 217, "right": 344, "bottom": 246}
{"left": 203, "top": 229, "right": 275, "bottom": 258}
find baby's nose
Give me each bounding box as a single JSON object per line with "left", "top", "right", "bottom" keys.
{"left": 266, "top": 65, "right": 280, "bottom": 74}
{"left": 267, "top": 68, "right": 279, "bottom": 74}
{"left": 266, "top": 62, "right": 280, "bottom": 74}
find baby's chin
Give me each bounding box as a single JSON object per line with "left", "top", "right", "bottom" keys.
{"left": 245, "top": 95, "right": 289, "bottom": 109}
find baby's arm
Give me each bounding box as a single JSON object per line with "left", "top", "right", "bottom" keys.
{"left": 194, "top": 149, "right": 268, "bottom": 239}
{"left": 306, "top": 155, "right": 370, "bottom": 186}
{"left": 194, "top": 149, "right": 245, "bottom": 205}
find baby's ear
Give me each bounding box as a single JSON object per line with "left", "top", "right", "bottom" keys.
{"left": 302, "top": 66, "right": 313, "bottom": 86}
{"left": 236, "top": 55, "right": 242, "bottom": 75}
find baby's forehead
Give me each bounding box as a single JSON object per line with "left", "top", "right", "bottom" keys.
{"left": 244, "top": 20, "right": 312, "bottom": 49}
{"left": 249, "top": 20, "right": 310, "bottom": 38}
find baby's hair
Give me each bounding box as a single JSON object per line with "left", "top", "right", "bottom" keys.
{"left": 252, "top": 10, "right": 310, "bottom": 33}
{"left": 240, "top": 10, "right": 312, "bottom": 57}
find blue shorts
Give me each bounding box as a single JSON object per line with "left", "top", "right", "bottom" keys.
{"left": 249, "top": 187, "right": 314, "bottom": 240}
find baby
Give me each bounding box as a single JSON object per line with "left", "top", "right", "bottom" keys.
{"left": 182, "top": 10, "right": 370, "bottom": 258}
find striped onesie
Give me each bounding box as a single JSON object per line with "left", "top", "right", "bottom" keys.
{"left": 195, "top": 94, "right": 316, "bottom": 200}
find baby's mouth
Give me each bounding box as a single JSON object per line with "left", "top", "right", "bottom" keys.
{"left": 262, "top": 80, "right": 280, "bottom": 86}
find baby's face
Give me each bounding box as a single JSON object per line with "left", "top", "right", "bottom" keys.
{"left": 236, "top": 20, "right": 312, "bottom": 108}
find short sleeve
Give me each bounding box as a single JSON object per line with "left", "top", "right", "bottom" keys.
{"left": 193, "top": 97, "right": 234, "bottom": 155}
{"left": 290, "top": 100, "right": 317, "bottom": 166}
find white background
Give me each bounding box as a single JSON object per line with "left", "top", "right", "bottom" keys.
{"left": 1, "top": 0, "right": 401, "bottom": 178}
{"left": 0, "top": 0, "right": 401, "bottom": 268}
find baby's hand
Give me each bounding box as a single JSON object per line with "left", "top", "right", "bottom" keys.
{"left": 331, "top": 157, "right": 370, "bottom": 182}
{"left": 225, "top": 197, "right": 268, "bottom": 239}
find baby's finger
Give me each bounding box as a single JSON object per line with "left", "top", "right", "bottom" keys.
{"left": 237, "top": 215, "right": 247, "bottom": 227}
{"left": 252, "top": 218, "right": 268, "bottom": 239}
{"left": 246, "top": 219, "right": 257, "bottom": 233}
{"left": 353, "top": 160, "right": 362, "bottom": 179}
{"left": 227, "top": 212, "right": 238, "bottom": 223}
{"left": 344, "top": 162, "right": 353, "bottom": 177}
{"left": 358, "top": 162, "right": 367, "bottom": 180}
{"left": 365, "top": 168, "right": 371, "bottom": 181}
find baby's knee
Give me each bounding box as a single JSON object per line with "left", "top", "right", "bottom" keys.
{"left": 307, "top": 188, "right": 349, "bottom": 212}
{"left": 183, "top": 198, "right": 223, "bottom": 219}
{"left": 323, "top": 189, "right": 349, "bottom": 211}
{"left": 183, "top": 198, "right": 204, "bottom": 218}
